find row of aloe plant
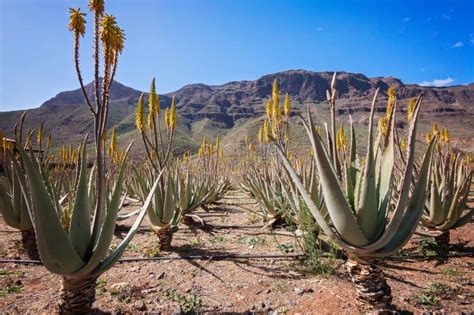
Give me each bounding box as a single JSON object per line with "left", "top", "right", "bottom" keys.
{"left": 237, "top": 77, "right": 472, "bottom": 312}
{"left": 258, "top": 74, "right": 472, "bottom": 310}
{"left": 0, "top": 2, "right": 231, "bottom": 312}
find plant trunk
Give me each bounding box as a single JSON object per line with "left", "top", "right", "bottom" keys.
{"left": 434, "top": 230, "right": 450, "bottom": 258}
{"left": 59, "top": 276, "right": 97, "bottom": 314}
{"left": 154, "top": 225, "right": 177, "bottom": 250}
{"left": 20, "top": 229, "right": 39, "bottom": 260}
{"left": 346, "top": 258, "right": 394, "bottom": 313}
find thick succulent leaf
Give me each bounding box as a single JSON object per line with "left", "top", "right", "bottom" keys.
{"left": 437, "top": 172, "right": 472, "bottom": 230}
{"left": 69, "top": 143, "right": 132, "bottom": 278}
{"left": 274, "top": 141, "right": 359, "bottom": 251}
{"left": 428, "top": 174, "right": 445, "bottom": 226}
{"left": 163, "top": 174, "right": 176, "bottom": 223}
{"left": 68, "top": 142, "right": 91, "bottom": 260}
{"left": 17, "top": 147, "right": 84, "bottom": 274}
{"left": 357, "top": 94, "right": 423, "bottom": 252}
{"left": 93, "top": 172, "right": 162, "bottom": 276}
{"left": 300, "top": 108, "right": 368, "bottom": 246}
{"left": 452, "top": 207, "right": 473, "bottom": 229}
{"left": 12, "top": 166, "right": 23, "bottom": 220}
{"left": 356, "top": 89, "right": 380, "bottom": 240}
{"left": 368, "top": 136, "right": 436, "bottom": 257}
{"left": 377, "top": 101, "right": 395, "bottom": 211}
{"left": 148, "top": 175, "right": 165, "bottom": 226}
{"left": 0, "top": 180, "right": 20, "bottom": 228}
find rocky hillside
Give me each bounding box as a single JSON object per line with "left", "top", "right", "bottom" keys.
{"left": 1, "top": 70, "right": 473, "bottom": 152}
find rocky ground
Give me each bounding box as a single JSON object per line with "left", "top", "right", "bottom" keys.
{"left": 1, "top": 190, "right": 473, "bottom": 313}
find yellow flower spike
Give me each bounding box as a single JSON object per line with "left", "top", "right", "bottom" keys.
{"left": 407, "top": 97, "right": 416, "bottom": 123}
{"left": 283, "top": 92, "right": 291, "bottom": 117}
{"left": 209, "top": 144, "right": 213, "bottom": 157}
{"left": 170, "top": 96, "right": 177, "bottom": 130}
{"left": 379, "top": 117, "right": 388, "bottom": 136}
{"left": 272, "top": 79, "right": 280, "bottom": 116}
{"left": 248, "top": 143, "right": 254, "bottom": 155}
{"left": 271, "top": 116, "right": 278, "bottom": 138}
{"left": 263, "top": 120, "right": 270, "bottom": 143}
{"left": 266, "top": 99, "right": 272, "bottom": 120}
{"left": 387, "top": 86, "right": 396, "bottom": 103}
{"left": 425, "top": 131, "right": 432, "bottom": 144}
{"left": 147, "top": 111, "right": 154, "bottom": 129}
{"left": 88, "top": 0, "right": 104, "bottom": 15}
{"left": 164, "top": 107, "right": 170, "bottom": 128}
{"left": 37, "top": 123, "right": 44, "bottom": 146}
{"left": 219, "top": 147, "right": 224, "bottom": 160}
{"left": 68, "top": 8, "right": 87, "bottom": 37}
{"left": 285, "top": 127, "right": 290, "bottom": 143}
{"left": 47, "top": 132, "right": 52, "bottom": 149}
{"left": 431, "top": 122, "right": 438, "bottom": 135}
{"left": 258, "top": 126, "right": 263, "bottom": 144}
{"left": 108, "top": 127, "right": 117, "bottom": 157}
{"left": 135, "top": 93, "right": 146, "bottom": 132}
{"left": 148, "top": 78, "right": 160, "bottom": 117}
{"left": 444, "top": 128, "right": 449, "bottom": 143}
{"left": 272, "top": 97, "right": 282, "bottom": 126}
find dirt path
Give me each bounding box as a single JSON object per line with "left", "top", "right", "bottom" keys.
{"left": 1, "top": 189, "right": 473, "bottom": 313}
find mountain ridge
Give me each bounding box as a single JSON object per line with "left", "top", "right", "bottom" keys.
{"left": 1, "top": 69, "right": 473, "bottom": 153}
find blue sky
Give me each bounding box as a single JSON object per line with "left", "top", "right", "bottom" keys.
{"left": 1, "top": 0, "right": 473, "bottom": 111}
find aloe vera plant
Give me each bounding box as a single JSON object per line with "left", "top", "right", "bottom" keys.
{"left": 0, "top": 149, "right": 36, "bottom": 258}
{"left": 148, "top": 169, "right": 182, "bottom": 249}
{"left": 239, "top": 164, "right": 285, "bottom": 223}
{"left": 275, "top": 80, "right": 437, "bottom": 311}
{"left": 419, "top": 149, "right": 473, "bottom": 255}
{"left": 15, "top": 141, "right": 161, "bottom": 312}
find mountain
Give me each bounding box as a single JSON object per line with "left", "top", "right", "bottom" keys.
{"left": 1, "top": 70, "right": 473, "bottom": 154}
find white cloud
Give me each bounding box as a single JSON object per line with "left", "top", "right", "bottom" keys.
{"left": 419, "top": 77, "right": 455, "bottom": 87}
{"left": 317, "top": 26, "right": 323, "bottom": 31}
{"left": 453, "top": 41, "right": 464, "bottom": 48}
{"left": 403, "top": 17, "right": 411, "bottom": 22}
{"left": 441, "top": 14, "right": 451, "bottom": 20}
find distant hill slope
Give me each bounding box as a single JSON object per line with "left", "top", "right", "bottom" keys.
{"left": 1, "top": 70, "right": 473, "bottom": 154}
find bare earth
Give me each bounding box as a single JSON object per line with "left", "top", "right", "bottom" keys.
{"left": 1, "top": 190, "right": 473, "bottom": 314}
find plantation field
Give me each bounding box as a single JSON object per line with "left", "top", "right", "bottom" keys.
{"left": 1, "top": 191, "right": 473, "bottom": 313}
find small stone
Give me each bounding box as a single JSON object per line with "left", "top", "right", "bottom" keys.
{"left": 225, "top": 302, "right": 234, "bottom": 308}
{"left": 294, "top": 287, "right": 304, "bottom": 295}
{"left": 288, "top": 300, "right": 297, "bottom": 306}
